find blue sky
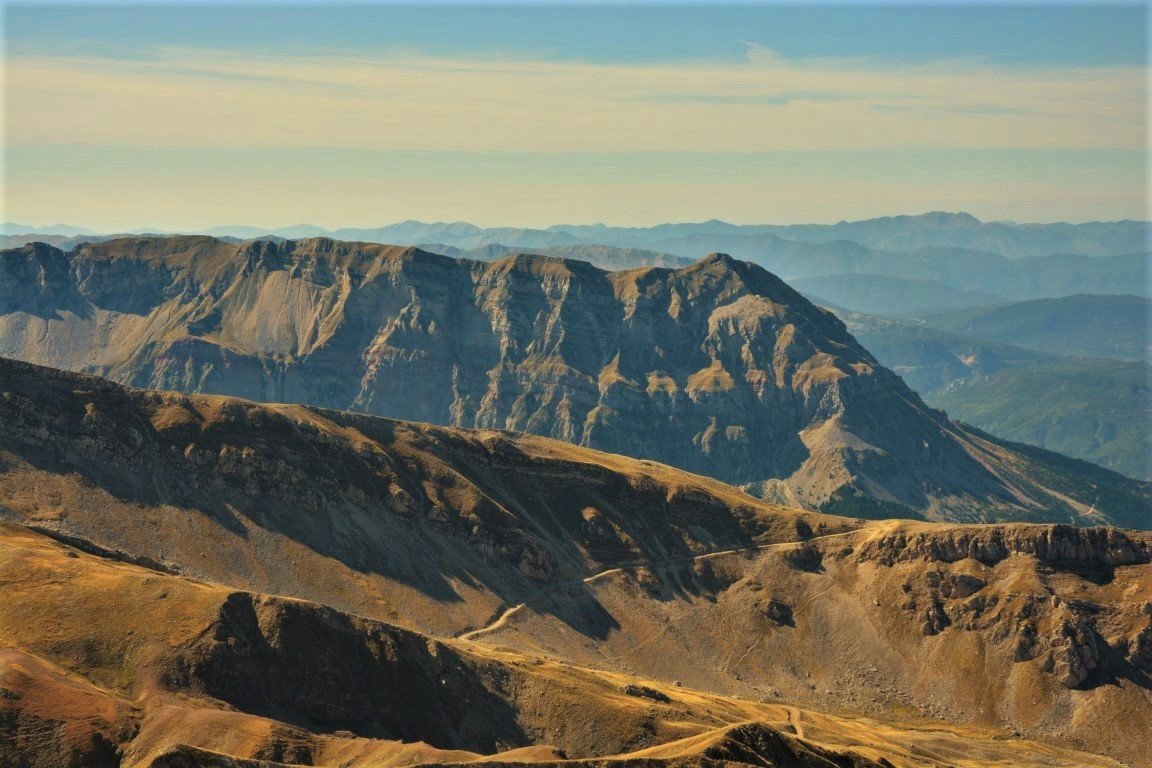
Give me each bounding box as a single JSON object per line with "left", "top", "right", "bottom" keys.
{"left": 7, "top": 5, "right": 1146, "bottom": 66}
{"left": 3, "top": 3, "right": 1148, "bottom": 229}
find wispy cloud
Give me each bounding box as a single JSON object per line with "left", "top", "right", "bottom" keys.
{"left": 6, "top": 46, "right": 1146, "bottom": 153}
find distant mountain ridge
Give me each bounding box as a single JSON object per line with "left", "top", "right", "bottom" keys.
{"left": 631, "top": 235, "right": 1147, "bottom": 303}
{"left": 7, "top": 211, "right": 1148, "bottom": 258}
{"left": 6, "top": 214, "right": 1144, "bottom": 315}
{"left": 1, "top": 235, "right": 1148, "bottom": 528}
{"left": 419, "top": 242, "right": 692, "bottom": 271}
{"left": 912, "top": 295, "right": 1152, "bottom": 361}
{"left": 0, "top": 234, "right": 686, "bottom": 273}
{"left": 551, "top": 212, "right": 1149, "bottom": 258}
{"left": 7, "top": 231, "right": 1140, "bottom": 308}
{"left": 794, "top": 273, "right": 1009, "bottom": 315}
{"left": 838, "top": 310, "right": 1152, "bottom": 480}
{"left": 0, "top": 222, "right": 97, "bottom": 237}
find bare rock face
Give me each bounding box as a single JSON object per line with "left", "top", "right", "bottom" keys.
{"left": 1128, "top": 620, "right": 1152, "bottom": 671}
{"left": 918, "top": 597, "right": 951, "bottom": 637}
{"left": 942, "top": 572, "right": 986, "bottom": 599}
{"left": 857, "top": 525, "right": 1152, "bottom": 567}
{"left": 1047, "top": 608, "right": 1102, "bottom": 689}
{"left": 620, "top": 684, "right": 671, "bottom": 703}
{"left": 864, "top": 524, "right": 1149, "bottom": 680}
{"left": 1, "top": 237, "right": 1148, "bottom": 527}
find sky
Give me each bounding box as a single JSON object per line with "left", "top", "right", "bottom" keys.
{"left": 2, "top": 2, "right": 1148, "bottom": 231}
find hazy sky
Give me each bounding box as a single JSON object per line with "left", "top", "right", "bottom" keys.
{"left": 3, "top": 2, "right": 1148, "bottom": 230}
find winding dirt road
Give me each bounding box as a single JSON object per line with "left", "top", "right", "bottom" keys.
{"left": 456, "top": 529, "right": 858, "bottom": 642}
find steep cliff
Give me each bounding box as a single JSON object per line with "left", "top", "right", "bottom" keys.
{"left": 1, "top": 237, "right": 1147, "bottom": 526}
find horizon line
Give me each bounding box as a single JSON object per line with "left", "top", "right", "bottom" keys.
{"left": 7, "top": 210, "right": 1152, "bottom": 235}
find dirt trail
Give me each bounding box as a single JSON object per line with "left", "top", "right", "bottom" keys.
{"left": 456, "top": 530, "right": 858, "bottom": 642}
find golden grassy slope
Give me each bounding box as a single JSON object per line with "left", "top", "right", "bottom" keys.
{"left": 0, "top": 524, "right": 1128, "bottom": 768}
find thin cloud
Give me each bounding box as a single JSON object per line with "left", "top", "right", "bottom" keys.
{"left": 5, "top": 47, "right": 1145, "bottom": 153}
{"left": 740, "top": 40, "right": 781, "bottom": 66}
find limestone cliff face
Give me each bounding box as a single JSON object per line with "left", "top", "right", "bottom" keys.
{"left": 1, "top": 237, "right": 1147, "bottom": 526}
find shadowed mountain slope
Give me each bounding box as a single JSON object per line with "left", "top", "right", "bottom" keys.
{"left": 0, "top": 356, "right": 848, "bottom": 636}
{"left": 1, "top": 238, "right": 1149, "bottom": 527}
{"left": 0, "top": 360, "right": 1150, "bottom": 766}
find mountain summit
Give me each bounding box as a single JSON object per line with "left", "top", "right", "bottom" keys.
{"left": 1, "top": 236, "right": 1147, "bottom": 526}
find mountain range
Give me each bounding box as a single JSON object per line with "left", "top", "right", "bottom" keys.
{"left": 2, "top": 215, "right": 1150, "bottom": 768}
{"left": 1, "top": 357, "right": 1150, "bottom": 767}
{"left": 549, "top": 212, "right": 1150, "bottom": 259}
{"left": 5, "top": 210, "right": 1148, "bottom": 258}
{"left": 5, "top": 214, "right": 1146, "bottom": 318}
{"left": 2, "top": 236, "right": 1148, "bottom": 528}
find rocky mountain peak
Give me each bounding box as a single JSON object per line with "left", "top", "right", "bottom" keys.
{"left": 486, "top": 250, "right": 608, "bottom": 281}
{"left": 922, "top": 211, "right": 982, "bottom": 225}
{"left": 702, "top": 251, "right": 737, "bottom": 265}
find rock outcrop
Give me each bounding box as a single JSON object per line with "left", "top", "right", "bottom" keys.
{"left": 855, "top": 524, "right": 1152, "bottom": 567}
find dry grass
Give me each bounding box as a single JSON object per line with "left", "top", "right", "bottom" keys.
{"left": 0, "top": 524, "right": 1131, "bottom": 768}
